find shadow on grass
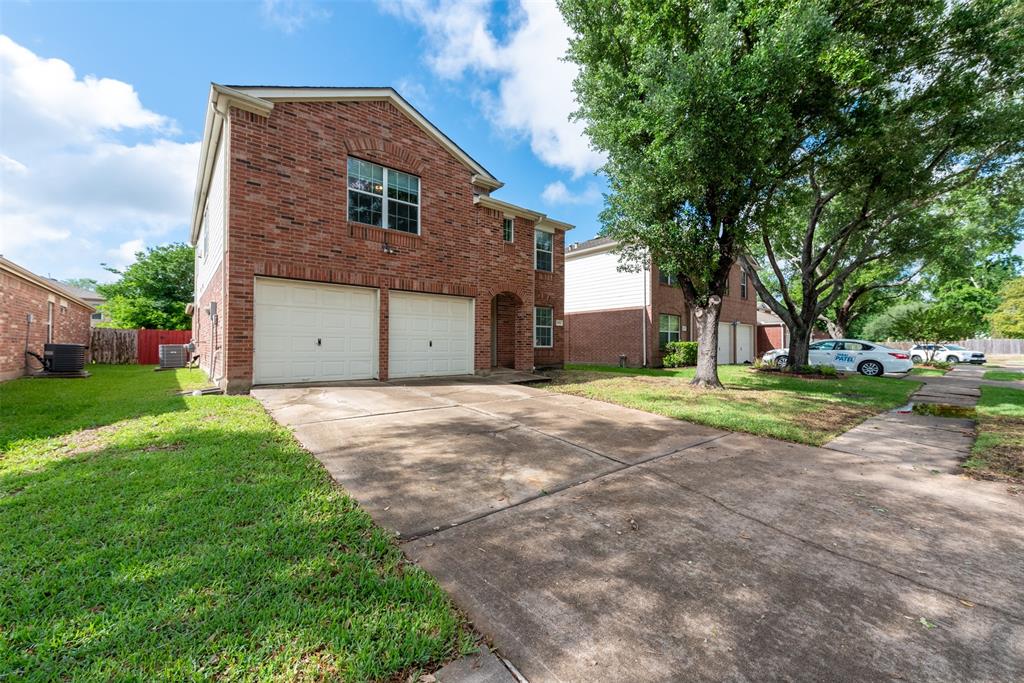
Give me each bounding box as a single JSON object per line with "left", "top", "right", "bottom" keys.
{"left": 0, "top": 365, "right": 207, "bottom": 451}
{"left": 0, "top": 400, "right": 471, "bottom": 680}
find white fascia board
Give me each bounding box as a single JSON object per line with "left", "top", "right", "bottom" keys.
{"left": 565, "top": 240, "right": 620, "bottom": 260}
{"left": 474, "top": 196, "right": 574, "bottom": 233}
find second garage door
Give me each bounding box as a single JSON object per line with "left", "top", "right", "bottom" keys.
{"left": 389, "top": 291, "right": 474, "bottom": 379}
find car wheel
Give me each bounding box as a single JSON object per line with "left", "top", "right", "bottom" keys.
{"left": 946, "top": 355, "right": 959, "bottom": 364}
{"left": 858, "top": 360, "right": 883, "bottom": 376}
{"left": 775, "top": 355, "right": 789, "bottom": 368}
{"left": 910, "top": 354, "right": 923, "bottom": 364}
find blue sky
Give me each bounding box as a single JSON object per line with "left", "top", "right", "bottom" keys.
{"left": 1, "top": 0, "right": 606, "bottom": 283}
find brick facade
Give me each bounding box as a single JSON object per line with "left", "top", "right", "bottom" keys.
{"left": 1, "top": 260, "right": 93, "bottom": 381}
{"left": 193, "top": 261, "right": 225, "bottom": 382}
{"left": 566, "top": 262, "right": 757, "bottom": 367}
{"left": 200, "top": 94, "right": 566, "bottom": 391}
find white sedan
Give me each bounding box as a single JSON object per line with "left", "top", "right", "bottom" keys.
{"left": 908, "top": 344, "right": 986, "bottom": 365}
{"left": 762, "top": 339, "right": 913, "bottom": 376}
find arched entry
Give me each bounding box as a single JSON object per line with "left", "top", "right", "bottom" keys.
{"left": 490, "top": 291, "right": 522, "bottom": 368}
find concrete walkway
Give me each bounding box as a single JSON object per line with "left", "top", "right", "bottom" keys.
{"left": 824, "top": 365, "right": 985, "bottom": 471}
{"left": 254, "top": 375, "right": 1024, "bottom": 682}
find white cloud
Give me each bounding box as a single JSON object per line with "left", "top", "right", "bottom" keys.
{"left": 383, "top": 1, "right": 604, "bottom": 178}
{"left": 261, "top": 0, "right": 331, "bottom": 34}
{"left": 110, "top": 238, "right": 146, "bottom": 269}
{"left": 0, "top": 35, "right": 199, "bottom": 282}
{"left": 541, "top": 180, "right": 600, "bottom": 206}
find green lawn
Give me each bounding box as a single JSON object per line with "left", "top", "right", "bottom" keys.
{"left": 983, "top": 369, "right": 1024, "bottom": 382}
{"left": 0, "top": 366, "right": 472, "bottom": 681}
{"left": 909, "top": 367, "right": 948, "bottom": 377}
{"left": 963, "top": 385, "right": 1024, "bottom": 481}
{"left": 546, "top": 364, "right": 919, "bottom": 445}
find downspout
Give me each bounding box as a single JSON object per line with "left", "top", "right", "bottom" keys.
{"left": 641, "top": 259, "right": 648, "bottom": 367}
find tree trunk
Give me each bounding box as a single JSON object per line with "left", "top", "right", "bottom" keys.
{"left": 787, "top": 323, "right": 813, "bottom": 368}
{"left": 691, "top": 297, "right": 724, "bottom": 389}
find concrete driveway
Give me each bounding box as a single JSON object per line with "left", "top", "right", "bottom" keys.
{"left": 253, "top": 377, "right": 1024, "bottom": 682}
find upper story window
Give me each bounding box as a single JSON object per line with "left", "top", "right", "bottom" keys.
{"left": 658, "top": 271, "right": 677, "bottom": 286}
{"left": 535, "top": 229, "right": 553, "bottom": 272}
{"left": 503, "top": 217, "right": 514, "bottom": 243}
{"left": 347, "top": 157, "right": 420, "bottom": 234}
{"left": 740, "top": 268, "right": 748, "bottom": 299}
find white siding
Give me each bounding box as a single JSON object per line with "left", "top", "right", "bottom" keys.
{"left": 195, "top": 135, "right": 226, "bottom": 298}
{"left": 565, "top": 249, "right": 648, "bottom": 313}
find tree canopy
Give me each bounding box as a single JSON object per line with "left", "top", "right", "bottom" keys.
{"left": 97, "top": 243, "right": 194, "bottom": 330}
{"left": 989, "top": 278, "right": 1024, "bottom": 338}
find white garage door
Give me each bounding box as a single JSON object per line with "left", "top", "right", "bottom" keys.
{"left": 253, "top": 278, "right": 377, "bottom": 384}
{"left": 717, "top": 322, "right": 733, "bottom": 364}
{"left": 736, "top": 323, "right": 754, "bottom": 364}
{"left": 389, "top": 291, "right": 474, "bottom": 379}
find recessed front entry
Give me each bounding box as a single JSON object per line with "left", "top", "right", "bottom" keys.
{"left": 253, "top": 278, "right": 378, "bottom": 384}
{"left": 389, "top": 291, "right": 474, "bottom": 379}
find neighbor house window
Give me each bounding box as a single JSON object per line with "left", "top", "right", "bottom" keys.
{"left": 534, "top": 306, "right": 553, "bottom": 347}
{"left": 740, "top": 268, "right": 748, "bottom": 299}
{"left": 659, "top": 314, "right": 681, "bottom": 347}
{"left": 503, "top": 217, "right": 514, "bottom": 242}
{"left": 47, "top": 301, "right": 54, "bottom": 343}
{"left": 658, "top": 271, "right": 677, "bottom": 286}
{"left": 91, "top": 312, "right": 103, "bottom": 321}
{"left": 347, "top": 157, "right": 420, "bottom": 234}
{"left": 535, "top": 229, "right": 553, "bottom": 272}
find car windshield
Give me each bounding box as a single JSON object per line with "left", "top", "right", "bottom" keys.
{"left": 944, "top": 344, "right": 966, "bottom": 350}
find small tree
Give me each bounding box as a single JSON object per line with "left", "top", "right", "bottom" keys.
{"left": 98, "top": 243, "right": 194, "bottom": 330}
{"left": 990, "top": 278, "right": 1024, "bottom": 338}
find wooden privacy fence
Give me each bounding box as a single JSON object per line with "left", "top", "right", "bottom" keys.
{"left": 90, "top": 328, "right": 191, "bottom": 364}
{"left": 884, "top": 339, "right": 1024, "bottom": 354}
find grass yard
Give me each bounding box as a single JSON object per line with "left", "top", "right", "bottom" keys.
{"left": 963, "top": 385, "right": 1024, "bottom": 482}
{"left": 545, "top": 364, "right": 919, "bottom": 446}
{"left": 0, "top": 366, "right": 472, "bottom": 681}
{"left": 909, "top": 367, "right": 948, "bottom": 377}
{"left": 983, "top": 369, "right": 1024, "bottom": 382}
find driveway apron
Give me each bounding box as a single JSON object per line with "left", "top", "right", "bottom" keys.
{"left": 254, "top": 374, "right": 1024, "bottom": 682}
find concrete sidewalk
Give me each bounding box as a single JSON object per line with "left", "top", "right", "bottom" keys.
{"left": 255, "top": 375, "right": 1024, "bottom": 682}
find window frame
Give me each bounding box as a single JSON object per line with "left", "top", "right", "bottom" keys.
{"left": 346, "top": 157, "right": 421, "bottom": 235}
{"left": 502, "top": 217, "right": 514, "bottom": 243}
{"left": 659, "top": 313, "right": 681, "bottom": 348}
{"left": 658, "top": 271, "right": 677, "bottom": 286}
{"left": 739, "top": 268, "right": 748, "bottom": 299}
{"left": 46, "top": 301, "right": 54, "bottom": 343}
{"left": 534, "top": 229, "right": 553, "bottom": 272}
{"left": 534, "top": 305, "right": 553, "bottom": 348}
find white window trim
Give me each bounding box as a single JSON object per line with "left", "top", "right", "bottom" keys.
{"left": 740, "top": 269, "right": 748, "bottom": 299}
{"left": 534, "top": 305, "right": 553, "bottom": 348}
{"left": 347, "top": 158, "right": 421, "bottom": 235}
{"left": 534, "top": 229, "right": 553, "bottom": 272}
{"left": 47, "top": 301, "right": 54, "bottom": 343}
{"left": 503, "top": 216, "right": 515, "bottom": 243}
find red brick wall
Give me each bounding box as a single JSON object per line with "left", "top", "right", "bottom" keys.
{"left": 192, "top": 261, "right": 225, "bottom": 381}
{"left": 566, "top": 308, "right": 646, "bottom": 366}
{"left": 1, "top": 270, "right": 92, "bottom": 380}
{"left": 221, "top": 101, "right": 563, "bottom": 391}
{"left": 494, "top": 294, "right": 517, "bottom": 368}
{"left": 758, "top": 325, "right": 785, "bottom": 356}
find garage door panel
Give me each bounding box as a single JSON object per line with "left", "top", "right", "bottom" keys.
{"left": 388, "top": 292, "right": 473, "bottom": 379}
{"left": 254, "top": 278, "right": 378, "bottom": 385}
{"left": 717, "top": 322, "right": 733, "bottom": 364}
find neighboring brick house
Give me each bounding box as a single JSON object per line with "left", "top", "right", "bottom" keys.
{"left": 189, "top": 84, "right": 572, "bottom": 392}
{"left": 756, "top": 302, "right": 830, "bottom": 356}
{"left": 564, "top": 238, "right": 757, "bottom": 367}
{"left": 0, "top": 256, "right": 94, "bottom": 381}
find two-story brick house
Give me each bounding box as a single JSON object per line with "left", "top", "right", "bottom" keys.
{"left": 564, "top": 237, "right": 757, "bottom": 367}
{"left": 189, "top": 85, "right": 571, "bottom": 392}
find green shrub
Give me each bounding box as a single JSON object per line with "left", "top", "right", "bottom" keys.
{"left": 791, "top": 364, "right": 838, "bottom": 376}
{"left": 662, "top": 341, "right": 698, "bottom": 367}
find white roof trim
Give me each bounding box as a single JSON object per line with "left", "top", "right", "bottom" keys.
{"left": 474, "top": 196, "right": 574, "bottom": 232}
{"left": 0, "top": 257, "right": 95, "bottom": 311}
{"left": 565, "top": 240, "right": 618, "bottom": 259}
